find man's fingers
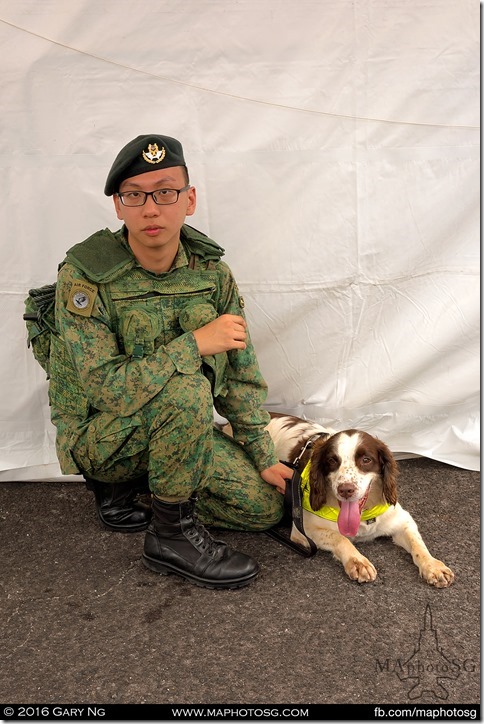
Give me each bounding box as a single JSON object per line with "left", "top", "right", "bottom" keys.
{"left": 233, "top": 326, "right": 247, "bottom": 341}
{"left": 193, "top": 314, "right": 248, "bottom": 355}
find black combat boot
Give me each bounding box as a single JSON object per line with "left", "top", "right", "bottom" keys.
{"left": 85, "top": 474, "right": 152, "bottom": 533}
{"left": 142, "top": 497, "right": 259, "bottom": 589}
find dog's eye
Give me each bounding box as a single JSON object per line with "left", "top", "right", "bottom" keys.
{"left": 361, "top": 456, "right": 373, "bottom": 465}
{"left": 327, "top": 456, "right": 339, "bottom": 470}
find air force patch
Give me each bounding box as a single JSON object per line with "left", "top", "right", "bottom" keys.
{"left": 66, "top": 281, "right": 98, "bottom": 317}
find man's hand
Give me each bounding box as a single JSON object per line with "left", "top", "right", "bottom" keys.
{"left": 193, "top": 314, "right": 247, "bottom": 356}
{"left": 260, "top": 462, "right": 294, "bottom": 495}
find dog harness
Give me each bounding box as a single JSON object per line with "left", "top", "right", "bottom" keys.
{"left": 300, "top": 460, "right": 390, "bottom": 523}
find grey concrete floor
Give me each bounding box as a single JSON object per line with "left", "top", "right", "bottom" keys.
{"left": 0, "top": 458, "right": 480, "bottom": 707}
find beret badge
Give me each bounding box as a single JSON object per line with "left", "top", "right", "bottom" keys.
{"left": 142, "top": 143, "right": 166, "bottom": 165}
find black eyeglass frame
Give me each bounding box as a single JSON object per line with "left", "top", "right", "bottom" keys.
{"left": 116, "top": 185, "right": 191, "bottom": 206}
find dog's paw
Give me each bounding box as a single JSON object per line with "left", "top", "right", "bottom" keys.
{"left": 420, "top": 558, "right": 455, "bottom": 588}
{"left": 344, "top": 555, "right": 377, "bottom": 583}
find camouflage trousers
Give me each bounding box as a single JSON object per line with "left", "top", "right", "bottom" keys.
{"left": 71, "top": 372, "right": 283, "bottom": 531}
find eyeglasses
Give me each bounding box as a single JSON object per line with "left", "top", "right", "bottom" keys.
{"left": 116, "top": 185, "right": 191, "bottom": 207}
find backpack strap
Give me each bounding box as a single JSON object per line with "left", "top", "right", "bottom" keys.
{"left": 23, "top": 283, "right": 58, "bottom": 376}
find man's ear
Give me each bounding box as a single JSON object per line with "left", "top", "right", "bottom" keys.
{"left": 113, "top": 194, "right": 124, "bottom": 221}
{"left": 185, "top": 186, "right": 197, "bottom": 217}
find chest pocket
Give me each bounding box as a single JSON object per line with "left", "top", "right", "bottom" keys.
{"left": 109, "top": 268, "right": 218, "bottom": 356}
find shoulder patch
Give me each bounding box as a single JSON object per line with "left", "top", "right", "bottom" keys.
{"left": 66, "top": 281, "right": 98, "bottom": 317}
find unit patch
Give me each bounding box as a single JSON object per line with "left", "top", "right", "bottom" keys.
{"left": 66, "top": 281, "right": 98, "bottom": 317}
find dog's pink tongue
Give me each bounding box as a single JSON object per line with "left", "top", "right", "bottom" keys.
{"left": 338, "top": 500, "right": 361, "bottom": 536}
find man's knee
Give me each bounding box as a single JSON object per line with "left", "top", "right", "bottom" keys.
{"left": 147, "top": 372, "right": 213, "bottom": 438}
{"left": 159, "top": 372, "right": 212, "bottom": 425}
{"left": 197, "top": 484, "right": 284, "bottom": 531}
{"left": 239, "top": 488, "right": 284, "bottom": 531}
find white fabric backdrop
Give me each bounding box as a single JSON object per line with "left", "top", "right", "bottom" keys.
{"left": 0, "top": 0, "right": 479, "bottom": 480}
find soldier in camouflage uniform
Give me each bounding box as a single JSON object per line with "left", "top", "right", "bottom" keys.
{"left": 50, "top": 134, "right": 292, "bottom": 589}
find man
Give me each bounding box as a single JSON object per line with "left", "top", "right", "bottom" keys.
{"left": 50, "top": 134, "right": 292, "bottom": 589}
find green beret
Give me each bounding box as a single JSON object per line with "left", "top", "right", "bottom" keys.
{"left": 104, "top": 134, "right": 187, "bottom": 196}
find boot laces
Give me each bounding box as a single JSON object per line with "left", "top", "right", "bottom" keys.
{"left": 186, "top": 513, "right": 220, "bottom": 556}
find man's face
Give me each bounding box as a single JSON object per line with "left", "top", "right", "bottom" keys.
{"left": 113, "top": 166, "right": 196, "bottom": 256}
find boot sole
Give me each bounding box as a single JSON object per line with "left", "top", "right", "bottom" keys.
{"left": 97, "top": 514, "right": 151, "bottom": 534}
{"left": 141, "top": 553, "right": 259, "bottom": 590}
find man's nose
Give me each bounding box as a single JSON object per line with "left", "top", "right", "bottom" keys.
{"left": 143, "top": 195, "right": 160, "bottom": 213}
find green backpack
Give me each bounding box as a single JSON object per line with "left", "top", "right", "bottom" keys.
{"left": 23, "top": 283, "right": 57, "bottom": 378}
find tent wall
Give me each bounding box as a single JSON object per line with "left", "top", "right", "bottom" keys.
{"left": 0, "top": 0, "right": 479, "bottom": 480}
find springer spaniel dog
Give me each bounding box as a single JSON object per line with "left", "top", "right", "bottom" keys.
{"left": 265, "top": 413, "right": 454, "bottom": 588}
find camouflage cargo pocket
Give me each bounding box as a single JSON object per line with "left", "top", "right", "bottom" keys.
{"left": 48, "top": 334, "right": 90, "bottom": 418}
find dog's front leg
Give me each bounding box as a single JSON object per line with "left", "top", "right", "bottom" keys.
{"left": 391, "top": 509, "right": 454, "bottom": 588}
{"left": 291, "top": 522, "right": 377, "bottom": 583}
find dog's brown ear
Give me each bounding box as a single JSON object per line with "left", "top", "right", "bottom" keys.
{"left": 378, "top": 441, "right": 399, "bottom": 506}
{"left": 308, "top": 439, "right": 329, "bottom": 511}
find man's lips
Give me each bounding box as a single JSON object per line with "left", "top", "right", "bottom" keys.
{"left": 143, "top": 226, "right": 163, "bottom": 235}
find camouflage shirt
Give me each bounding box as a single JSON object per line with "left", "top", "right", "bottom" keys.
{"left": 50, "top": 224, "right": 278, "bottom": 475}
